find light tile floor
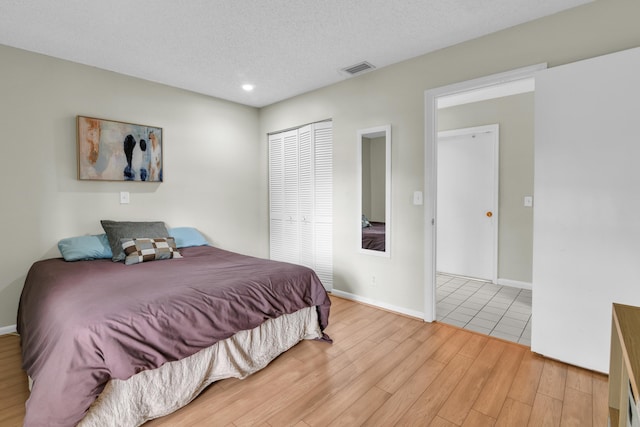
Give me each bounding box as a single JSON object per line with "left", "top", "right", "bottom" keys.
{"left": 436, "top": 273, "right": 532, "bottom": 346}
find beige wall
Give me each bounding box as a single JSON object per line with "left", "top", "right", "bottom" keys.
{"left": 360, "top": 137, "right": 372, "bottom": 219}
{"left": 259, "top": 0, "right": 640, "bottom": 315}
{"left": 0, "top": 45, "right": 261, "bottom": 328}
{"left": 438, "top": 93, "right": 534, "bottom": 284}
{"left": 364, "top": 136, "right": 386, "bottom": 223}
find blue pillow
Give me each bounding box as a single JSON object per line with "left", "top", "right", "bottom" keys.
{"left": 168, "top": 227, "right": 209, "bottom": 248}
{"left": 58, "top": 234, "right": 113, "bottom": 261}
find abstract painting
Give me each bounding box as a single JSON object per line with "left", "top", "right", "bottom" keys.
{"left": 77, "top": 116, "right": 163, "bottom": 182}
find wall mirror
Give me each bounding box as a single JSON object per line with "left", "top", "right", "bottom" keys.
{"left": 357, "top": 125, "right": 391, "bottom": 256}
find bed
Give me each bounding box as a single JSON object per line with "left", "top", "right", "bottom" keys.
{"left": 362, "top": 221, "right": 386, "bottom": 251}
{"left": 17, "top": 243, "right": 331, "bottom": 426}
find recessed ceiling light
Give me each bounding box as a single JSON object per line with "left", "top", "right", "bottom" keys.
{"left": 242, "top": 84, "right": 254, "bottom": 92}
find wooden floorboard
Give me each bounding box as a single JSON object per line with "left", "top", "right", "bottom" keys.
{"left": 0, "top": 295, "right": 610, "bottom": 426}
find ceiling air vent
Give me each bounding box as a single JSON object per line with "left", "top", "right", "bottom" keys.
{"left": 341, "top": 61, "right": 376, "bottom": 76}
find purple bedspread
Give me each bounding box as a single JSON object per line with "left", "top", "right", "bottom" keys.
{"left": 17, "top": 246, "right": 331, "bottom": 426}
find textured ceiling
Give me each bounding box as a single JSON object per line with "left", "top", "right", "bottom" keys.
{"left": 0, "top": 0, "right": 590, "bottom": 107}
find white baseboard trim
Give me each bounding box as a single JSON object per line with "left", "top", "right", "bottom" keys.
{"left": 497, "top": 278, "right": 532, "bottom": 290}
{"left": 0, "top": 324, "right": 17, "bottom": 336}
{"left": 331, "top": 289, "right": 424, "bottom": 320}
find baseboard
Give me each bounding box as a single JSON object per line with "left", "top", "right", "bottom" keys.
{"left": 0, "top": 324, "right": 17, "bottom": 336}
{"left": 330, "top": 289, "right": 424, "bottom": 320}
{"left": 497, "top": 278, "right": 532, "bottom": 290}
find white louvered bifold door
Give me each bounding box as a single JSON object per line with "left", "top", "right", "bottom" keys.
{"left": 297, "top": 125, "right": 314, "bottom": 269}
{"left": 268, "top": 132, "right": 285, "bottom": 262}
{"left": 269, "top": 121, "right": 333, "bottom": 291}
{"left": 282, "top": 129, "right": 300, "bottom": 264}
{"left": 313, "top": 121, "right": 333, "bottom": 291}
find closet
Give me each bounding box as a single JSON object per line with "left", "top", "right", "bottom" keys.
{"left": 269, "top": 121, "right": 333, "bottom": 291}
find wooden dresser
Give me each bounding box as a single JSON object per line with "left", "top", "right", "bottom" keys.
{"left": 610, "top": 303, "right": 640, "bottom": 427}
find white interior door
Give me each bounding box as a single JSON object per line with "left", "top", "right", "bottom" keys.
{"left": 269, "top": 121, "right": 333, "bottom": 292}
{"left": 533, "top": 47, "right": 640, "bottom": 372}
{"left": 436, "top": 125, "right": 499, "bottom": 282}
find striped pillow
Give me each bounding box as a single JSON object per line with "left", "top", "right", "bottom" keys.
{"left": 121, "top": 237, "right": 182, "bottom": 265}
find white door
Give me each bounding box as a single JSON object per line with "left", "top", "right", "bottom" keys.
{"left": 268, "top": 121, "right": 333, "bottom": 292}
{"left": 436, "top": 125, "right": 498, "bottom": 282}
{"left": 297, "top": 124, "right": 314, "bottom": 269}
{"left": 268, "top": 132, "right": 286, "bottom": 262}
{"left": 312, "top": 121, "right": 333, "bottom": 291}
{"left": 533, "top": 47, "right": 640, "bottom": 372}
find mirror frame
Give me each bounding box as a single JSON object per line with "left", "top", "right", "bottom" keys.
{"left": 357, "top": 125, "right": 391, "bottom": 257}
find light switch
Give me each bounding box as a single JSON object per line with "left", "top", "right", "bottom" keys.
{"left": 524, "top": 196, "right": 533, "bottom": 207}
{"left": 413, "top": 191, "right": 423, "bottom": 205}
{"left": 120, "top": 191, "right": 130, "bottom": 204}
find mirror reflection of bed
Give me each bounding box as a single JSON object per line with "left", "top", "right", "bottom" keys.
{"left": 358, "top": 125, "right": 391, "bottom": 256}
{"left": 362, "top": 219, "right": 385, "bottom": 251}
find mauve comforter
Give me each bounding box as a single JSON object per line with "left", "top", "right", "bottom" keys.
{"left": 17, "top": 246, "right": 331, "bottom": 427}
{"left": 362, "top": 222, "right": 386, "bottom": 251}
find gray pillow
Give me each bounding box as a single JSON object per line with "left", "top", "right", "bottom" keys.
{"left": 101, "top": 220, "right": 170, "bottom": 262}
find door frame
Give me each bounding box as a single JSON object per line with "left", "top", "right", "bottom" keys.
{"left": 423, "top": 63, "right": 546, "bottom": 322}
{"left": 437, "top": 124, "right": 499, "bottom": 284}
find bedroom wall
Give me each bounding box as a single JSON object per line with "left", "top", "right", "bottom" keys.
{"left": 0, "top": 45, "right": 261, "bottom": 329}
{"left": 361, "top": 138, "right": 372, "bottom": 220}
{"left": 258, "top": 0, "right": 640, "bottom": 317}
{"left": 438, "top": 93, "right": 534, "bottom": 285}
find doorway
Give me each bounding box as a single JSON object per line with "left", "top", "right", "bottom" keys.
{"left": 437, "top": 124, "right": 532, "bottom": 346}
{"left": 424, "top": 64, "right": 545, "bottom": 344}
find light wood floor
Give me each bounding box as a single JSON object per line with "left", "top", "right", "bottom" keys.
{"left": 0, "top": 295, "right": 609, "bottom": 426}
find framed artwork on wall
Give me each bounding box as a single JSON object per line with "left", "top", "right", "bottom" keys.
{"left": 77, "top": 116, "right": 163, "bottom": 182}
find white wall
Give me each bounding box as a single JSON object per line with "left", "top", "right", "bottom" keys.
{"left": 0, "top": 45, "right": 261, "bottom": 328}
{"left": 533, "top": 47, "right": 640, "bottom": 373}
